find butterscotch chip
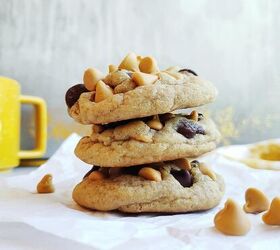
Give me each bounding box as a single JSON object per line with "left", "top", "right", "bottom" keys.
{"left": 199, "top": 163, "right": 217, "bottom": 181}
{"left": 139, "top": 56, "right": 159, "bottom": 74}
{"left": 37, "top": 174, "right": 55, "bottom": 194}
{"left": 108, "top": 64, "right": 118, "bottom": 73}
{"left": 146, "top": 116, "right": 163, "bottom": 130}
{"left": 104, "top": 70, "right": 131, "bottom": 87}
{"left": 95, "top": 80, "right": 113, "bottom": 103}
{"left": 132, "top": 72, "right": 158, "bottom": 86}
{"left": 88, "top": 171, "right": 105, "bottom": 181}
{"left": 173, "top": 158, "right": 192, "bottom": 171}
{"left": 114, "top": 79, "right": 137, "bottom": 94}
{"left": 119, "top": 53, "right": 139, "bottom": 72}
{"left": 189, "top": 110, "right": 199, "bottom": 122}
{"left": 139, "top": 167, "right": 162, "bottom": 181}
{"left": 133, "top": 134, "right": 153, "bottom": 143}
{"left": 214, "top": 198, "right": 251, "bottom": 236}
{"left": 83, "top": 68, "right": 104, "bottom": 91}
{"left": 262, "top": 197, "right": 280, "bottom": 225}
{"left": 243, "top": 188, "right": 270, "bottom": 214}
{"left": 137, "top": 55, "right": 143, "bottom": 61}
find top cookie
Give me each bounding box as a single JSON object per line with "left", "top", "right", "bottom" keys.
{"left": 66, "top": 53, "right": 217, "bottom": 124}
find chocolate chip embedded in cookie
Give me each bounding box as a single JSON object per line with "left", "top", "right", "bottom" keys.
{"left": 74, "top": 113, "right": 220, "bottom": 167}
{"left": 176, "top": 119, "right": 205, "bottom": 139}
{"left": 170, "top": 169, "right": 193, "bottom": 187}
{"left": 65, "top": 84, "right": 89, "bottom": 108}
{"left": 72, "top": 162, "right": 225, "bottom": 213}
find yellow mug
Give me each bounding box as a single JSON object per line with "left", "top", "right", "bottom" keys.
{"left": 0, "top": 76, "right": 47, "bottom": 171}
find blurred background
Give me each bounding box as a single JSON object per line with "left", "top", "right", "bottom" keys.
{"left": 0, "top": 0, "right": 279, "bottom": 157}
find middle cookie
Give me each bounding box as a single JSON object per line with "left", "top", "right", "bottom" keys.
{"left": 75, "top": 112, "right": 220, "bottom": 167}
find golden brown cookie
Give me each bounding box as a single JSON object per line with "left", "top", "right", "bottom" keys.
{"left": 74, "top": 113, "right": 220, "bottom": 167}
{"left": 72, "top": 161, "right": 224, "bottom": 213}
{"left": 66, "top": 70, "right": 217, "bottom": 124}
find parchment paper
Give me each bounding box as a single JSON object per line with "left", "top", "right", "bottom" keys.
{"left": 0, "top": 134, "right": 279, "bottom": 250}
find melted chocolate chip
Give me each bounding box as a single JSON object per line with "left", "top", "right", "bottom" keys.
{"left": 170, "top": 169, "right": 193, "bottom": 187}
{"left": 176, "top": 120, "right": 205, "bottom": 139}
{"left": 65, "top": 84, "right": 89, "bottom": 108}
{"left": 83, "top": 166, "right": 100, "bottom": 179}
{"left": 179, "top": 68, "right": 198, "bottom": 76}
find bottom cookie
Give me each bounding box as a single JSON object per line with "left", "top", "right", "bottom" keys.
{"left": 72, "top": 161, "right": 225, "bottom": 213}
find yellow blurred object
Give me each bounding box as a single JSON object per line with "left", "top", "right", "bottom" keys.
{"left": 218, "top": 140, "right": 280, "bottom": 170}
{"left": 0, "top": 76, "right": 47, "bottom": 171}
{"left": 250, "top": 143, "right": 280, "bottom": 161}
{"left": 20, "top": 158, "right": 48, "bottom": 167}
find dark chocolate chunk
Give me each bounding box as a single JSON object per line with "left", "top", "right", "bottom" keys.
{"left": 191, "top": 160, "right": 200, "bottom": 168}
{"left": 176, "top": 120, "right": 205, "bottom": 139}
{"left": 65, "top": 84, "right": 89, "bottom": 108}
{"left": 83, "top": 166, "right": 100, "bottom": 179}
{"left": 170, "top": 169, "right": 193, "bottom": 187}
{"left": 159, "top": 113, "right": 175, "bottom": 124}
{"left": 122, "top": 165, "right": 143, "bottom": 176}
{"left": 179, "top": 68, "right": 198, "bottom": 76}
{"left": 198, "top": 113, "right": 204, "bottom": 121}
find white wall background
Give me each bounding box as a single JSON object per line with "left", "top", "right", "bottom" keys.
{"left": 0, "top": 0, "right": 279, "bottom": 156}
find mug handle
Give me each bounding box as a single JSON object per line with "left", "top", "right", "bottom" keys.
{"left": 18, "top": 95, "right": 47, "bottom": 159}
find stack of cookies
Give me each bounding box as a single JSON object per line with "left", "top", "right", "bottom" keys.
{"left": 65, "top": 53, "right": 224, "bottom": 213}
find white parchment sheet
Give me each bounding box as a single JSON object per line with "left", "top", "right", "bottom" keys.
{"left": 0, "top": 134, "right": 279, "bottom": 250}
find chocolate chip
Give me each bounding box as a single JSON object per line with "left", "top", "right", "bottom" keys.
{"left": 198, "top": 113, "right": 204, "bottom": 121}
{"left": 159, "top": 113, "right": 175, "bottom": 124}
{"left": 65, "top": 84, "right": 89, "bottom": 108}
{"left": 170, "top": 169, "right": 193, "bottom": 187}
{"left": 83, "top": 166, "right": 100, "bottom": 179}
{"left": 191, "top": 160, "right": 200, "bottom": 168}
{"left": 176, "top": 119, "right": 205, "bottom": 139}
{"left": 179, "top": 68, "right": 198, "bottom": 76}
{"left": 122, "top": 165, "right": 143, "bottom": 176}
